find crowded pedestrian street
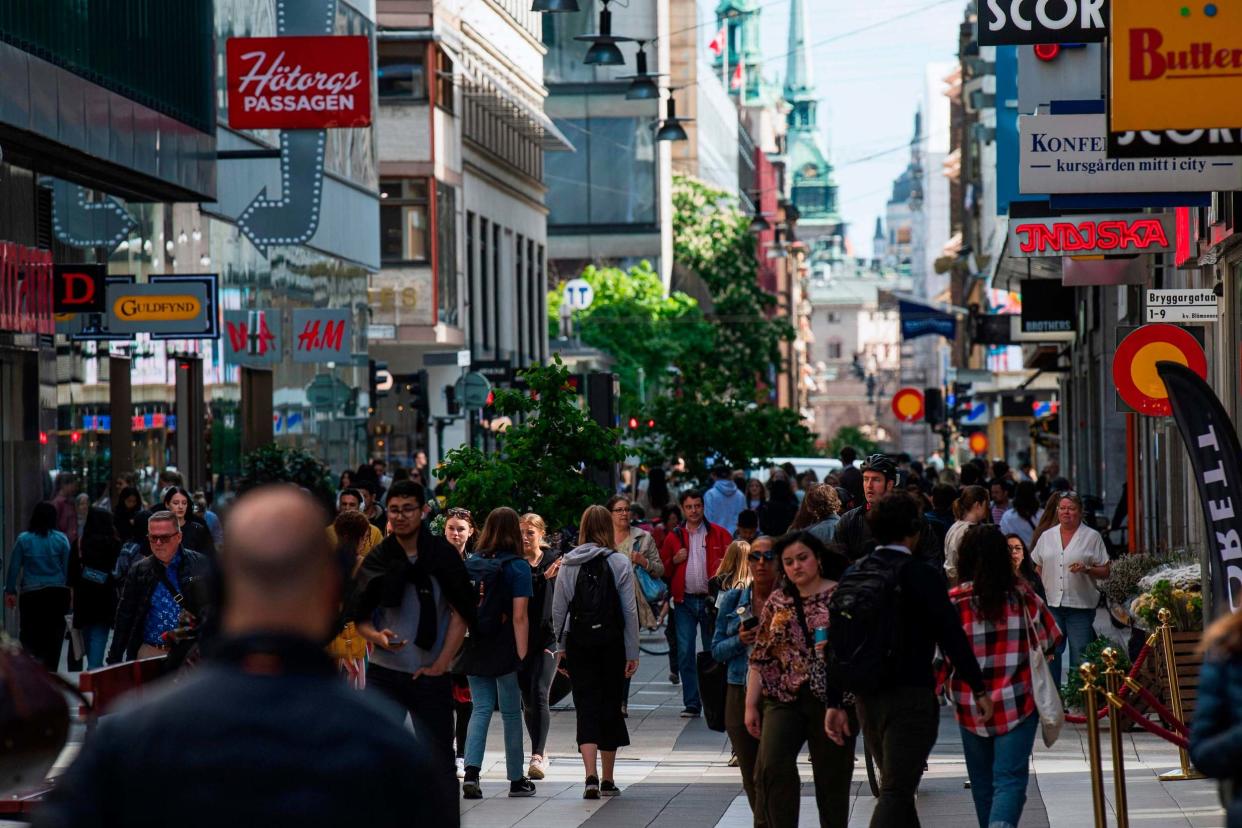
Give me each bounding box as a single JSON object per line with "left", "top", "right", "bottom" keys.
{"left": 4, "top": 0, "right": 1242, "bottom": 827}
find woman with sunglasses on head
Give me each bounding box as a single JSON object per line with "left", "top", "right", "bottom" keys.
{"left": 712, "top": 536, "right": 776, "bottom": 823}
{"left": 442, "top": 506, "right": 476, "bottom": 778}
{"left": 162, "top": 486, "right": 216, "bottom": 558}
{"left": 519, "top": 513, "right": 562, "bottom": 780}
{"left": 608, "top": 494, "right": 662, "bottom": 714}
{"left": 745, "top": 532, "right": 854, "bottom": 828}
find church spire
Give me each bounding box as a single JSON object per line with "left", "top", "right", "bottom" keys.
{"left": 785, "top": 0, "right": 814, "bottom": 104}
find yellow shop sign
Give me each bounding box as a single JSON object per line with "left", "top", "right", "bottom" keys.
{"left": 113, "top": 294, "right": 203, "bottom": 321}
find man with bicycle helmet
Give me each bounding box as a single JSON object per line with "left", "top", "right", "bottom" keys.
{"left": 835, "top": 454, "right": 945, "bottom": 571}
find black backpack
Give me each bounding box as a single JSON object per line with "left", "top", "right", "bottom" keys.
{"left": 826, "top": 549, "right": 908, "bottom": 693}
{"left": 464, "top": 551, "right": 519, "bottom": 638}
{"left": 567, "top": 552, "right": 623, "bottom": 647}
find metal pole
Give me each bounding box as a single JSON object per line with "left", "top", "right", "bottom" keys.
{"left": 1081, "top": 663, "right": 1109, "bottom": 828}
{"left": 1156, "top": 608, "right": 1205, "bottom": 781}
{"left": 1101, "top": 648, "right": 1129, "bottom": 828}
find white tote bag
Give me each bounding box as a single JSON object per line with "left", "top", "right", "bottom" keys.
{"left": 1025, "top": 604, "right": 1065, "bottom": 747}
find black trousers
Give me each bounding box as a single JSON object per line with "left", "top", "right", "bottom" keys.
{"left": 725, "top": 683, "right": 764, "bottom": 826}
{"left": 518, "top": 649, "right": 557, "bottom": 756}
{"left": 368, "top": 664, "right": 455, "bottom": 770}
{"left": 857, "top": 686, "right": 940, "bottom": 827}
{"left": 757, "top": 686, "right": 856, "bottom": 828}
{"left": 566, "top": 636, "right": 629, "bottom": 751}
{"left": 19, "top": 587, "right": 70, "bottom": 672}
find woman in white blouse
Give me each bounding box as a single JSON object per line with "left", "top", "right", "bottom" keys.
{"left": 1031, "top": 492, "right": 1110, "bottom": 686}
{"left": 944, "top": 485, "right": 990, "bottom": 583}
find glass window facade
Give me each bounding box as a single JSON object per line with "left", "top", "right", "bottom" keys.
{"left": 437, "top": 183, "right": 458, "bottom": 327}
{"left": 378, "top": 41, "right": 427, "bottom": 101}
{"left": 545, "top": 117, "right": 656, "bottom": 228}
{"left": 380, "top": 178, "right": 429, "bottom": 263}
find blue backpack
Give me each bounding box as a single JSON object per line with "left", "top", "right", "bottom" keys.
{"left": 464, "top": 551, "right": 519, "bottom": 638}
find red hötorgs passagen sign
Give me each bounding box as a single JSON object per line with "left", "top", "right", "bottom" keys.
{"left": 226, "top": 36, "right": 372, "bottom": 130}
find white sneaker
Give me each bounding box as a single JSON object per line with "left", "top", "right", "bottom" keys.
{"left": 528, "top": 755, "right": 547, "bottom": 780}
{"left": 455, "top": 757, "right": 465, "bottom": 779}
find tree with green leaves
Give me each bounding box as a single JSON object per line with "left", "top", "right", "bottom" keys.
{"left": 437, "top": 357, "right": 626, "bottom": 530}
{"left": 823, "top": 425, "right": 878, "bottom": 459}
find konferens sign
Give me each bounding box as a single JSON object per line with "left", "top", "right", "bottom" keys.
{"left": 1006, "top": 213, "right": 1175, "bottom": 257}
{"left": 1018, "top": 113, "right": 1242, "bottom": 194}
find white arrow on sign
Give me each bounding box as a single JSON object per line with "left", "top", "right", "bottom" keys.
{"left": 562, "top": 278, "right": 595, "bottom": 311}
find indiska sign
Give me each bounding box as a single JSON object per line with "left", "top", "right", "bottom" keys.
{"left": 226, "top": 36, "right": 372, "bottom": 130}
{"left": 979, "top": 0, "right": 1108, "bottom": 45}
{"left": 1007, "top": 214, "right": 1176, "bottom": 257}
{"left": 1111, "top": 0, "right": 1242, "bottom": 131}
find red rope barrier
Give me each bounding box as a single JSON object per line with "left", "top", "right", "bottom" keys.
{"left": 1064, "top": 643, "right": 1155, "bottom": 724}
{"left": 1127, "top": 680, "right": 1189, "bottom": 736}
{"left": 1108, "top": 694, "right": 1191, "bottom": 750}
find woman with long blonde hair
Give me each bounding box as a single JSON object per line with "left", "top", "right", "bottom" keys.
{"left": 711, "top": 540, "right": 752, "bottom": 597}
{"left": 552, "top": 505, "right": 640, "bottom": 799}
{"left": 517, "top": 513, "right": 562, "bottom": 780}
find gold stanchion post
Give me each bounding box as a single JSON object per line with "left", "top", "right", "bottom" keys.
{"left": 1101, "top": 648, "right": 1129, "bottom": 828}
{"left": 1155, "top": 607, "right": 1205, "bottom": 781}
{"left": 1081, "top": 663, "right": 1109, "bottom": 828}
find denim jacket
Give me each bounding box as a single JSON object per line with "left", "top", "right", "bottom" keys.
{"left": 711, "top": 586, "right": 753, "bottom": 686}
{"left": 1190, "top": 653, "right": 1242, "bottom": 824}
{"left": 5, "top": 530, "right": 71, "bottom": 594}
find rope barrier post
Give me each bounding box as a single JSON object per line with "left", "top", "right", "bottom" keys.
{"left": 1101, "top": 648, "right": 1129, "bottom": 828}
{"left": 1155, "top": 608, "right": 1205, "bottom": 782}
{"left": 1080, "top": 662, "right": 1109, "bottom": 828}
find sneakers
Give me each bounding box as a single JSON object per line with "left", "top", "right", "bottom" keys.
{"left": 680, "top": 707, "right": 701, "bottom": 718}
{"left": 455, "top": 757, "right": 466, "bottom": 779}
{"left": 728, "top": 753, "right": 739, "bottom": 767}
{"left": 509, "top": 778, "right": 537, "bottom": 798}
{"left": 527, "top": 755, "right": 546, "bottom": 780}
{"left": 462, "top": 767, "right": 482, "bottom": 800}
{"left": 601, "top": 780, "right": 621, "bottom": 797}
{"left": 669, "top": 672, "right": 680, "bottom": 685}
{"left": 621, "top": 704, "right": 629, "bottom": 718}
{"left": 584, "top": 775, "right": 601, "bottom": 800}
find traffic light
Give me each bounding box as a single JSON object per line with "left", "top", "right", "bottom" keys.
{"left": 924, "top": 387, "right": 945, "bottom": 426}
{"left": 628, "top": 416, "right": 639, "bottom": 430}
{"left": 368, "top": 360, "right": 391, "bottom": 415}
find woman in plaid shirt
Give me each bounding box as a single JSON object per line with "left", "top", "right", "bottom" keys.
{"left": 948, "top": 525, "right": 1062, "bottom": 828}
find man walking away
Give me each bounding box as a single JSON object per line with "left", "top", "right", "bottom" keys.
{"left": 348, "top": 480, "right": 477, "bottom": 769}
{"left": 36, "top": 486, "right": 457, "bottom": 828}
{"left": 829, "top": 493, "right": 991, "bottom": 827}
{"left": 659, "top": 490, "right": 731, "bottom": 717}
{"left": 703, "top": 465, "right": 746, "bottom": 535}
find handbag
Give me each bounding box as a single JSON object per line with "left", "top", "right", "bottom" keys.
{"left": 634, "top": 564, "right": 666, "bottom": 604}
{"left": 695, "top": 651, "right": 728, "bottom": 732}
{"left": 326, "top": 621, "right": 369, "bottom": 661}
{"left": 0, "top": 637, "right": 70, "bottom": 796}
{"left": 1024, "top": 601, "right": 1065, "bottom": 747}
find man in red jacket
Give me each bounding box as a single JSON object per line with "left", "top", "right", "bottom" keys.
{"left": 659, "top": 489, "right": 731, "bottom": 717}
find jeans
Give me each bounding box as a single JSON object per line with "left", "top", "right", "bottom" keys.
{"left": 758, "top": 686, "right": 856, "bottom": 828}
{"left": 858, "top": 686, "right": 941, "bottom": 827}
{"left": 959, "top": 713, "right": 1039, "bottom": 828}
{"left": 518, "top": 650, "right": 557, "bottom": 756}
{"left": 465, "top": 672, "right": 525, "bottom": 781}
{"left": 674, "top": 595, "right": 714, "bottom": 710}
{"left": 1048, "top": 605, "right": 1095, "bottom": 687}
{"left": 82, "top": 624, "right": 110, "bottom": 670}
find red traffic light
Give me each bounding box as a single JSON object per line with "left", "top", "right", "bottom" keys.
{"left": 647, "top": 419, "right": 655, "bottom": 428}
{"left": 71, "top": 431, "right": 81, "bottom": 444}
{"left": 38, "top": 431, "right": 48, "bottom": 445}
{"left": 628, "top": 416, "right": 639, "bottom": 430}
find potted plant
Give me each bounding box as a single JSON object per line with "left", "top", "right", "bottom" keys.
{"left": 1129, "top": 563, "right": 1204, "bottom": 719}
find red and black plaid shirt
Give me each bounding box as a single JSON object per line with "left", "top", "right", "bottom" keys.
{"left": 947, "top": 582, "right": 1063, "bottom": 737}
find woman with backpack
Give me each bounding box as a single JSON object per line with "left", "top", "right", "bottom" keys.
{"left": 518, "top": 512, "right": 561, "bottom": 781}
{"left": 744, "top": 531, "right": 854, "bottom": 828}
{"left": 456, "top": 507, "right": 536, "bottom": 800}
{"left": 948, "top": 525, "right": 1062, "bottom": 828}
{"left": 552, "top": 504, "right": 640, "bottom": 800}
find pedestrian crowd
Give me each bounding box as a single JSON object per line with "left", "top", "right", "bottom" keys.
{"left": 7, "top": 450, "right": 1242, "bottom": 828}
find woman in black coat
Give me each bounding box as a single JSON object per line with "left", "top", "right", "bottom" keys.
{"left": 757, "top": 478, "right": 799, "bottom": 537}
{"left": 112, "top": 486, "right": 144, "bottom": 544}
{"left": 70, "top": 508, "right": 122, "bottom": 669}
{"left": 163, "top": 487, "right": 216, "bottom": 558}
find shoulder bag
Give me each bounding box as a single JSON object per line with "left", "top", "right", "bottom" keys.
{"left": 1023, "top": 598, "right": 1064, "bottom": 747}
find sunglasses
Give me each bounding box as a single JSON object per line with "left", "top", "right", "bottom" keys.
{"left": 148, "top": 533, "right": 180, "bottom": 544}
{"left": 446, "top": 507, "right": 472, "bottom": 519}
{"left": 748, "top": 551, "right": 777, "bottom": 562}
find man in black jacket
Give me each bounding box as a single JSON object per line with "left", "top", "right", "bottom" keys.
{"left": 38, "top": 486, "right": 457, "bottom": 828}
{"left": 106, "top": 511, "right": 212, "bottom": 664}
{"left": 829, "top": 493, "right": 992, "bottom": 827}
{"left": 348, "top": 480, "right": 476, "bottom": 769}
{"left": 836, "top": 454, "right": 944, "bottom": 570}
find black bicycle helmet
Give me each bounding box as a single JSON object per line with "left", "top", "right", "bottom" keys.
{"left": 862, "top": 453, "right": 898, "bottom": 482}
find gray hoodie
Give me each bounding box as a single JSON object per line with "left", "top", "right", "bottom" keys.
{"left": 552, "top": 543, "right": 640, "bottom": 660}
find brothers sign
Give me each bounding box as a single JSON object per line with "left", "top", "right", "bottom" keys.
{"left": 226, "top": 36, "right": 372, "bottom": 130}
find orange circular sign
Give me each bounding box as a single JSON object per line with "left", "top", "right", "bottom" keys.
{"left": 891, "top": 388, "right": 925, "bottom": 422}
{"left": 1113, "top": 324, "right": 1207, "bottom": 416}
{"left": 968, "top": 432, "right": 988, "bottom": 456}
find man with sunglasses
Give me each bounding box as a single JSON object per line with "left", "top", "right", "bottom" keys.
{"left": 836, "top": 454, "right": 944, "bottom": 571}
{"left": 347, "top": 481, "right": 477, "bottom": 773}
{"left": 107, "top": 510, "right": 212, "bottom": 664}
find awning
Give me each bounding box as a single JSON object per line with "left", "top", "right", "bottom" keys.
{"left": 457, "top": 53, "right": 575, "bottom": 153}
{"left": 898, "top": 297, "right": 957, "bottom": 341}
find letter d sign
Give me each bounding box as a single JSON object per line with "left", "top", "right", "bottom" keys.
{"left": 53, "top": 264, "right": 106, "bottom": 314}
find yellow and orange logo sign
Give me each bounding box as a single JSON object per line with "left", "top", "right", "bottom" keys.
{"left": 1112, "top": 0, "right": 1242, "bottom": 131}
{"left": 1112, "top": 324, "right": 1207, "bottom": 416}
{"left": 112, "top": 294, "right": 203, "bottom": 322}
{"left": 891, "top": 388, "right": 925, "bottom": 423}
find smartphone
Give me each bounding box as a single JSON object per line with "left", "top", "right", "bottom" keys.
{"left": 742, "top": 616, "right": 760, "bottom": 631}
{"left": 386, "top": 637, "right": 406, "bottom": 647}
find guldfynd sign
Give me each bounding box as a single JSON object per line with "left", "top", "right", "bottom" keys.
{"left": 226, "top": 36, "right": 372, "bottom": 130}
